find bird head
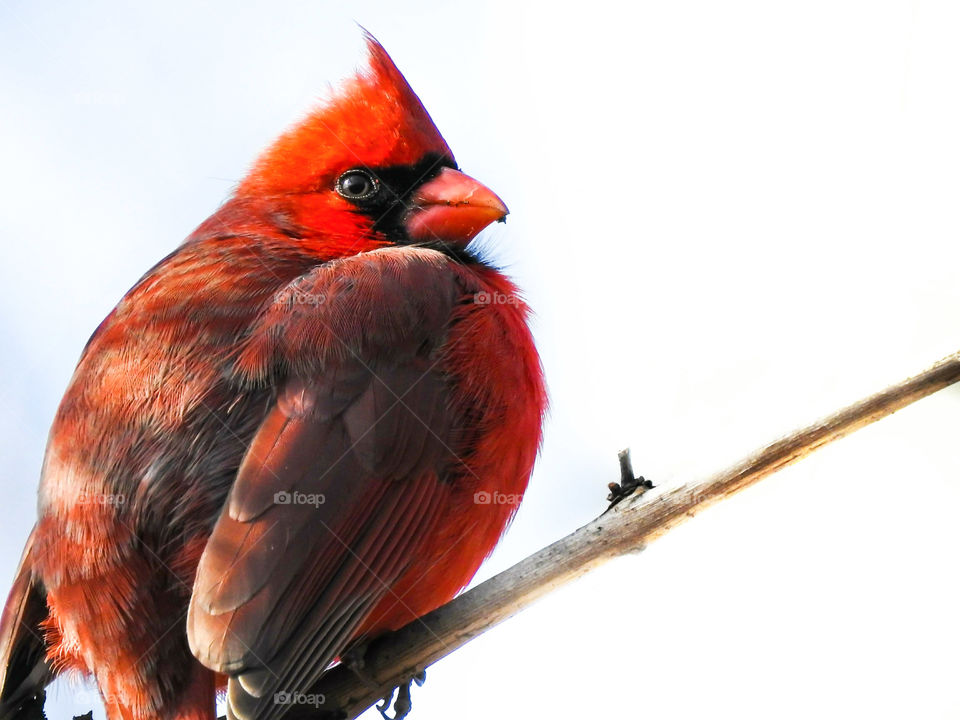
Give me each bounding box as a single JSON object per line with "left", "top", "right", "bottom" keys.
{"left": 236, "top": 34, "right": 508, "bottom": 252}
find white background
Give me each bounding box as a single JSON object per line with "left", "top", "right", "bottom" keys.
{"left": 2, "top": 1, "right": 960, "bottom": 718}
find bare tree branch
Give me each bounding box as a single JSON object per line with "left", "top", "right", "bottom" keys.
{"left": 297, "top": 351, "right": 960, "bottom": 719}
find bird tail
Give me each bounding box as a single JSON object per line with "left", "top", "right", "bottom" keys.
{"left": 0, "top": 528, "right": 52, "bottom": 720}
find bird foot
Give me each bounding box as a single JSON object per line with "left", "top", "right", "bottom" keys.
{"left": 376, "top": 671, "right": 426, "bottom": 720}
{"left": 341, "top": 643, "right": 379, "bottom": 693}
{"left": 606, "top": 448, "right": 654, "bottom": 510}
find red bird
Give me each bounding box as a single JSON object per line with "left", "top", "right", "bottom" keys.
{"left": 0, "top": 36, "right": 546, "bottom": 720}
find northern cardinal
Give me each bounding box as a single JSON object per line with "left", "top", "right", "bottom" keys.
{"left": 0, "top": 35, "right": 546, "bottom": 720}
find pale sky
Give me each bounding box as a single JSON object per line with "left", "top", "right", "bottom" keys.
{"left": 2, "top": 1, "right": 959, "bottom": 719}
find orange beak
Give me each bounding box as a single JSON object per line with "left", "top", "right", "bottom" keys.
{"left": 405, "top": 167, "right": 509, "bottom": 246}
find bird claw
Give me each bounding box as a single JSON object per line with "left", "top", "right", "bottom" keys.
{"left": 342, "top": 643, "right": 380, "bottom": 692}
{"left": 346, "top": 641, "right": 425, "bottom": 720}
{"left": 376, "top": 671, "right": 426, "bottom": 720}
{"left": 606, "top": 448, "right": 654, "bottom": 510}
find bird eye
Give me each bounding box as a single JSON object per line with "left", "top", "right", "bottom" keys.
{"left": 335, "top": 169, "right": 379, "bottom": 201}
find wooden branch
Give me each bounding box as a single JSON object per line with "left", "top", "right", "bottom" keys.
{"left": 298, "top": 351, "right": 960, "bottom": 719}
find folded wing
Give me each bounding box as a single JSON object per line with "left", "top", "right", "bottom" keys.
{"left": 187, "top": 247, "right": 466, "bottom": 720}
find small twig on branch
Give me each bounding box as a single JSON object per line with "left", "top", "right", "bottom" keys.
{"left": 605, "top": 448, "right": 654, "bottom": 509}
{"left": 297, "top": 350, "right": 960, "bottom": 719}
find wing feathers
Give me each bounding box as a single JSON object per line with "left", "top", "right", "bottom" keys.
{"left": 188, "top": 248, "right": 466, "bottom": 718}
{"left": 0, "top": 528, "right": 51, "bottom": 720}
{"left": 227, "top": 472, "right": 449, "bottom": 720}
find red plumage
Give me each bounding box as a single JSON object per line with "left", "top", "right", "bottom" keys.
{"left": 0, "top": 36, "right": 546, "bottom": 720}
